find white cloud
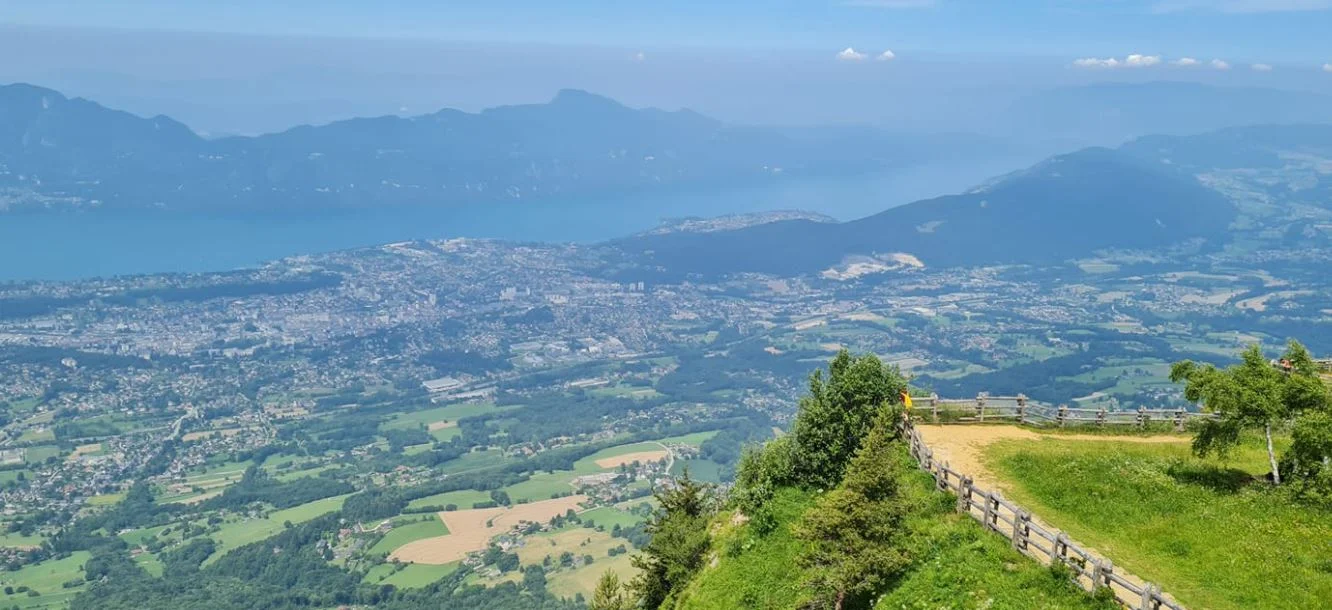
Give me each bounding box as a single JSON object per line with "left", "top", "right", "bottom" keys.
{"left": 1072, "top": 54, "right": 1160, "bottom": 69}
{"left": 1252, "top": 63, "right": 1274, "bottom": 71}
{"left": 837, "top": 47, "right": 869, "bottom": 61}
{"left": 1154, "top": 0, "right": 1332, "bottom": 13}
{"left": 632, "top": 51, "right": 646, "bottom": 62}
{"left": 1125, "top": 54, "right": 1163, "bottom": 67}
{"left": 1210, "top": 59, "right": 1232, "bottom": 70}
{"left": 877, "top": 50, "right": 897, "bottom": 61}
{"left": 1323, "top": 63, "right": 1332, "bottom": 73}
{"left": 1073, "top": 57, "right": 1120, "bottom": 69}
{"left": 1172, "top": 57, "right": 1200, "bottom": 66}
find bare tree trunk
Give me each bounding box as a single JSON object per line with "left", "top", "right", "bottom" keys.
{"left": 1266, "top": 422, "right": 1281, "bottom": 485}
{"left": 835, "top": 589, "right": 845, "bottom": 610}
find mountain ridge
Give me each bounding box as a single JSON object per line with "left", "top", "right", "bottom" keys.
{"left": 0, "top": 82, "right": 1005, "bottom": 214}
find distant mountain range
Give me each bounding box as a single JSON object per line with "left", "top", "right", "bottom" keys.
{"left": 613, "top": 145, "right": 1238, "bottom": 277}
{"left": 0, "top": 83, "right": 1005, "bottom": 214}
{"left": 1008, "top": 81, "right": 1332, "bottom": 146}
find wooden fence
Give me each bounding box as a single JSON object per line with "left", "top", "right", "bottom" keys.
{"left": 900, "top": 416, "right": 1184, "bottom": 610}
{"left": 916, "top": 394, "right": 1217, "bottom": 431}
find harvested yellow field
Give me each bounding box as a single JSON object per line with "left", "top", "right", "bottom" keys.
{"left": 68, "top": 443, "right": 101, "bottom": 460}
{"left": 391, "top": 495, "right": 588, "bottom": 565}
{"left": 595, "top": 451, "right": 669, "bottom": 469}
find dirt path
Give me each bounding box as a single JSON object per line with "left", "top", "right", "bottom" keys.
{"left": 915, "top": 425, "right": 1188, "bottom": 492}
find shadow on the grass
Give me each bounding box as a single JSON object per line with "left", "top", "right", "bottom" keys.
{"left": 1165, "top": 462, "right": 1257, "bottom": 494}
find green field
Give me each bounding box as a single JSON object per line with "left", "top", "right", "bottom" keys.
{"left": 368, "top": 516, "right": 450, "bottom": 556}
{"left": 406, "top": 488, "right": 494, "bottom": 511}
{"left": 22, "top": 446, "right": 61, "bottom": 464}
{"left": 380, "top": 402, "right": 504, "bottom": 433}
{"left": 0, "top": 550, "right": 91, "bottom": 609}
{"left": 438, "top": 449, "right": 515, "bottom": 475}
{"left": 0, "top": 531, "right": 45, "bottom": 549}
{"left": 985, "top": 437, "right": 1332, "bottom": 610}
{"left": 362, "top": 562, "right": 460, "bottom": 588}
{"left": 578, "top": 506, "right": 643, "bottom": 531}
{"left": 504, "top": 472, "right": 577, "bottom": 503}
{"left": 656, "top": 430, "right": 720, "bottom": 447}
{"left": 202, "top": 494, "right": 351, "bottom": 564}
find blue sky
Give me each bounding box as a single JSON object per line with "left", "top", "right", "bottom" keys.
{"left": 2, "top": 0, "right": 1331, "bottom": 65}
{"left": 2, "top": 1, "right": 1331, "bottom": 135}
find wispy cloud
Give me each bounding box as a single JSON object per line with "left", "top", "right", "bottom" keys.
{"left": 1251, "top": 63, "right": 1274, "bottom": 71}
{"left": 837, "top": 47, "right": 869, "bottom": 61}
{"left": 1154, "top": 0, "right": 1332, "bottom": 13}
{"left": 877, "top": 50, "right": 897, "bottom": 61}
{"left": 1072, "top": 54, "right": 1161, "bottom": 69}
{"left": 1211, "top": 59, "right": 1232, "bottom": 70}
{"left": 1323, "top": 63, "right": 1332, "bottom": 73}
{"left": 1171, "top": 57, "right": 1200, "bottom": 66}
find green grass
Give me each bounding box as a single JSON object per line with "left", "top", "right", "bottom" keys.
{"left": 367, "top": 516, "right": 450, "bottom": 556}
{"left": 0, "top": 550, "right": 91, "bottom": 609}
{"left": 673, "top": 488, "right": 814, "bottom": 609}
{"left": 438, "top": 449, "right": 516, "bottom": 475}
{"left": 675, "top": 446, "right": 1110, "bottom": 610}
{"left": 0, "top": 531, "right": 45, "bottom": 548}
{"left": 985, "top": 437, "right": 1332, "bottom": 610}
{"left": 362, "top": 562, "right": 460, "bottom": 588}
{"left": 380, "top": 402, "right": 503, "bottom": 432}
{"left": 22, "top": 446, "right": 61, "bottom": 464}
{"left": 657, "top": 430, "right": 720, "bottom": 447}
{"left": 578, "top": 506, "right": 644, "bottom": 531}
{"left": 406, "top": 488, "right": 493, "bottom": 511}
{"left": 134, "top": 552, "right": 164, "bottom": 577}
{"left": 504, "top": 472, "right": 575, "bottom": 503}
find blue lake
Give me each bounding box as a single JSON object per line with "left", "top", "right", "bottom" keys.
{"left": 1, "top": 155, "right": 1033, "bottom": 281}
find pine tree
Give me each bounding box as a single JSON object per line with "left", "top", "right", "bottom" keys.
{"left": 795, "top": 406, "right": 912, "bottom": 610}
{"left": 630, "top": 471, "right": 714, "bottom": 609}
{"left": 589, "top": 570, "right": 629, "bottom": 610}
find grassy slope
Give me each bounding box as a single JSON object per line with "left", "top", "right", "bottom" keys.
{"left": 985, "top": 438, "right": 1332, "bottom": 610}
{"left": 674, "top": 446, "right": 1112, "bottom": 610}
{"left": 368, "top": 515, "right": 450, "bottom": 556}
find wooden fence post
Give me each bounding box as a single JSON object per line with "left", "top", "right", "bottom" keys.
{"left": 957, "top": 476, "right": 973, "bottom": 514}
{"left": 1011, "top": 510, "right": 1030, "bottom": 551}
{"left": 930, "top": 394, "right": 939, "bottom": 423}
{"left": 1016, "top": 394, "right": 1027, "bottom": 425}
{"left": 1137, "top": 406, "right": 1147, "bottom": 428}
{"left": 1053, "top": 532, "right": 1069, "bottom": 566}
{"left": 1174, "top": 408, "right": 1185, "bottom": 432}
{"left": 1140, "top": 583, "right": 1158, "bottom": 610}
{"left": 981, "top": 489, "right": 993, "bottom": 529}
{"left": 976, "top": 393, "right": 986, "bottom": 422}
{"left": 1097, "top": 407, "right": 1106, "bottom": 426}
{"left": 1057, "top": 405, "right": 1068, "bottom": 428}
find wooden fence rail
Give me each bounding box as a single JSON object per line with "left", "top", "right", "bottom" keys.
{"left": 900, "top": 416, "right": 1184, "bottom": 610}
{"left": 917, "top": 393, "right": 1217, "bottom": 431}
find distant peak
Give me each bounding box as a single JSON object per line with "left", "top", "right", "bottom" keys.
{"left": 550, "top": 89, "right": 624, "bottom": 108}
